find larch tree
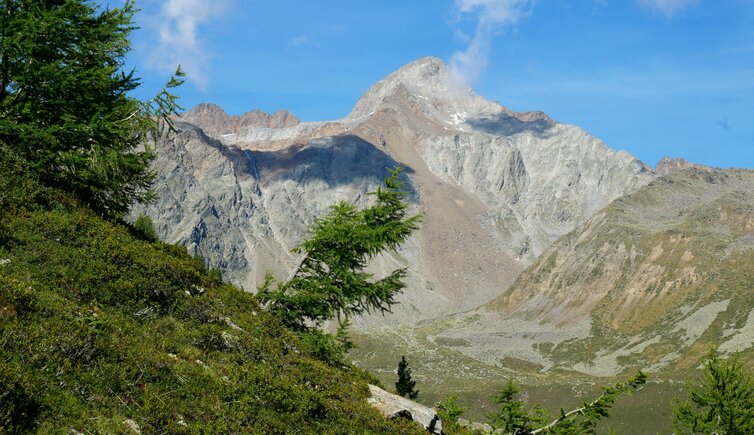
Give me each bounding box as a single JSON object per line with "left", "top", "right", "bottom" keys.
{"left": 673, "top": 349, "right": 754, "bottom": 434}
{"left": 0, "top": 0, "right": 182, "bottom": 216}
{"left": 258, "top": 167, "right": 421, "bottom": 363}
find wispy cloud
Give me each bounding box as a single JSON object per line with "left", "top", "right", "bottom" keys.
{"left": 286, "top": 35, "right": 314, "bottom": 50}
{"left": 148, "top": 0, "right": 234, "bottom": 90}
{"left": 449, "top": 0, "right": 532, "bottom": 86}
{"left": 636, "top": 0, "right": 699, "bottom": 17}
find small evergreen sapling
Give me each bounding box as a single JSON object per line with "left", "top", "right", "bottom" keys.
{"left": 488, "top": 380, "right": 547, "bottom": 433}
{"left": 396, "top": 355, "right": 419, "bottom": 399}
{"left": 436, "top": 394, "right": 464, "bottom": 423}
{"left": 673, "top": 348, "right": 754, "bottom": 434}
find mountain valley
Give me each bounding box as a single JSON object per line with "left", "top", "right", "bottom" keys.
{"left": 132, "top": 57, "right": 754, "bottom": 429}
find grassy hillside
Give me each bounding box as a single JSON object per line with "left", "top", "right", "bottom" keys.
{"left": 0, "top": 155, "right": 422, "bottom": 434}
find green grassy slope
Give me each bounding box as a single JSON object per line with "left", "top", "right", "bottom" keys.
{"left": 0, "top": 157, "right": 422, "bottom": 434}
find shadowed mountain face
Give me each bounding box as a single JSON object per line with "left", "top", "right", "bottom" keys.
{"left": 422, "top": 168, "right": 754, "bottom": 376}
{"left": 132, "top": 56, "right": 655, "bottom": 328}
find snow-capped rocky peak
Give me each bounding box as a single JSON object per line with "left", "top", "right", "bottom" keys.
{"left": 347, "top": 56, "right": 502, "bottom": 121}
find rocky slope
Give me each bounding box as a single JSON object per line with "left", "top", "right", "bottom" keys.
{"left": 421, "top": 168, "right": 754, "bottom": 376}
{"left": 132, "top": 57, "right": 655, "bottom": 327}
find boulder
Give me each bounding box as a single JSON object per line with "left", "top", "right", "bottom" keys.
{"left": 366, "top": 384, "right": 441, "bottom": 434}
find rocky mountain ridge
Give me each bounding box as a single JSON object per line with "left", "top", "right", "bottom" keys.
{"left": 179, "top": 103, "right": 300, "bottom": 138}
{"left": 133, "top": 56, "right": 656, "bottom": 327}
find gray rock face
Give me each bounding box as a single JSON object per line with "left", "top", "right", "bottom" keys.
{"left": 134, "top": 56, "right": 656, "bottom": 327}
{"left": 420, "top": 125, "right": 652, "bottom": 261}
{"left": 366, "top": 384, "right": 441, "bottom": 434}
{"left": 131, "top": 123, "right": 405, "bottom": 290}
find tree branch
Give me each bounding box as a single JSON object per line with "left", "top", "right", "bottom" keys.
{"left": 286, "top": 253, "right": 308, "bottom": 282}
{"left": 286, "top": 247, "right": 317, "bottom": 282}
{"left": 531, "top": 371, "right": 646, "bottom": 434}
{"left": 530, "top": 391, "right": 609, "bottom": 434}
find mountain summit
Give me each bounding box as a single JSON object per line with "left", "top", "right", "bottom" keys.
{"left": 133, "top": 57, "right": 655, "bottom": 327}
{"left": 349, "top": 57, "right": 500, "bottom": 120}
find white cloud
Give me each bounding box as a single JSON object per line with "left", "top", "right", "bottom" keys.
{"left": 286, "top": 35, "right": 313, "bottom": 50}
{"left": 636, "top": 0, "right": 699, "bottom": 17}
{"left": 148, "top": 0, "right": 233, "bottom": 90}
{"left": 450, "top": 0, "right": 532, "bottom": 86}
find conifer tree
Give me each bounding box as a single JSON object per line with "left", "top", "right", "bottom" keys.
{"left": 258, "top": 167, "right": 421, "bottom": 331}
{"left": 673, "top": 349, "right": 754, "bottom": 434}
{"left": 395, "top": 355, "right": 419, "bottom": 399}
{"left": 0, "top": 0, "right": 183, "bottom": 216}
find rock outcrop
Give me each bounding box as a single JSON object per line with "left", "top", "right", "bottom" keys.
{"left": 366, "top": 385, "right": 441, "bottom": 434}
{"left": 133, "top": 56, "right": 655, "bottom": 327}
{"left": 655, "top": 156, "right": 710, "bottom": 176}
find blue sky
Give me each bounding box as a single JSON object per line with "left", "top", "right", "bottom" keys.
{"left": 123, "top": 0, "right": 754, "bottom": 169}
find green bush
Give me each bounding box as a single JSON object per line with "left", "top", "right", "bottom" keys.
{"left": 132, "top": 215, "right": 159, "bottom": 242}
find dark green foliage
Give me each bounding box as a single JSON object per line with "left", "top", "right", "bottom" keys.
{"left": 487, "top": 372, "right": 647, "bottom": 434}
{"left": 0, "top": 165, "right": 424, "bottom": 433}
{"left": 396, "top": 355, "right": 419, "bottom": 399}
{"left": 192, "top": 253, "right": 223, "bottom": 284}
{"left": 297, "top": 318, "right": 355, "bottom": 366}
{"left": 436, "top": 393, "right": 464, "bottom": 423}
{"left": 0, "top": 0, "right": 183, "bottom": 217}
{"left": 488, "top": 380, "right": 548, "bottom": 433}
{"left": 673, "top": 349, "right": 754, "bottom": 434}
{"left": 207, "top": 266, "right": 223, "bottom": 284}
{"left": 258, "top": 168, "right": 421, "bottom": 364}
{"left": 0, "top": 363, "right": 40, "bottom": 433}
{"left": 132, "top": 215, "right": 158, "bottom": 242}
{"left": 0, "top": 148, "right": 42, "bottom": 213}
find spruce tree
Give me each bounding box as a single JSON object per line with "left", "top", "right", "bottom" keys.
{"left": 395, "top": 355, "right": 419, "bottom": 399}
{"left": 0, "top": 0, "right": 183, "bottom": 216}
